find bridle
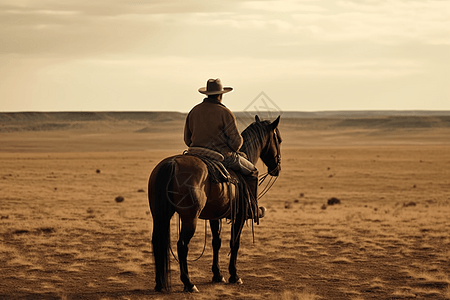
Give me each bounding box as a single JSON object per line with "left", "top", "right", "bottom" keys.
{"left": 258, "top": 128, "right": 281, "bottom": 199}
{"left": 270, "top": 128, "right": 281, "bottom": 175}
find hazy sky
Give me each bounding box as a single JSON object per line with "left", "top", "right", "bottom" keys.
{"left": 0, "top": 0, "right": 449, "bottom": 113}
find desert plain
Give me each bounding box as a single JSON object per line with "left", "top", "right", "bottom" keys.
{"left": 1, "top": 111, "right": 450, "bottom": 300}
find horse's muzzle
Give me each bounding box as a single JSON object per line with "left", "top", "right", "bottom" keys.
{"left": 269, "top": 166, "right": 280, "bottom": 176}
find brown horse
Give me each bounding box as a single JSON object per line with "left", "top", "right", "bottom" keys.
{"left": 148, "top": 115, "right": 282, "bottom": 293}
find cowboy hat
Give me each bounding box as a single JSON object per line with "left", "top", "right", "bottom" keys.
{"left": 198, "top": 78, "right": 233, "bottom": 95}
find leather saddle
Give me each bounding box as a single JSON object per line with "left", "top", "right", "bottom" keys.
{"left": 184, "top": 147, "right": 231, "bottom": 183}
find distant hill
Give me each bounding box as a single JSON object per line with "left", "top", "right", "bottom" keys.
{"left": 1, "top": 111, "right": 450, "bottom": 133}
{"left": 0, "top": 111, "right": 186, "bottom": 133}
{"left": 236, "top": 110, "right": 450, "bottom": 119}
{"left": 0, "top": 111, "right": 186, "bottom": 123}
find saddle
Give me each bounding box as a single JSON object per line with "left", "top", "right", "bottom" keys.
{"left": 183, "top": 147, "right": 257, "bottom": 224}
{"left": 184, "top": 147, "right": 231, "bottom": 183}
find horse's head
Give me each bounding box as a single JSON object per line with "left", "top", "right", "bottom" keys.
{"left": 255, "top": 115, "right": 282, "bottom": 176}
{"left": 241, "top": 115, "right": 282, "bottom": 176}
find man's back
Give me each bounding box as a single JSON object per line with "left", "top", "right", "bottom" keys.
{"left": 184, "top": 78, "right": 265, "bottom": 224}
{"left": 184, "top": 99, "right": 243, "bottom": 158}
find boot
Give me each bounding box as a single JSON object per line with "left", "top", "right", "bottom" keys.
{"left": 224, "top": 153, "right": 266, "bottom": 223}
{"left": 245, "top": 170, "right": 266, "bottom": 224}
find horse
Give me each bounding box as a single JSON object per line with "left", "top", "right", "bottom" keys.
{"left": 148, "top": 115, "right": 282, "bottom": 293}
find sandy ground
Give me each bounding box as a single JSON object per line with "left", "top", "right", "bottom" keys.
{"left": 1, "top": 113, "right": 450, "bottom": 299}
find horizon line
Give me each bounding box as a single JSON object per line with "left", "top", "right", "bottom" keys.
{"left": 2, "top": 109, "right": 450, "bottom": 114}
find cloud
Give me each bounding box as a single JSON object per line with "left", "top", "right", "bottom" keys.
{"left": 240, "top": 0, "right": 326, "bottom": 13}
{"left": 0, "top": 0, "right": 448, "bottom": 111}
{"left": 0, "top": 3, "right": 168, "bottom": 56}
{"left": 1, "top": 0, "right": 448, "bottom": 59}
{"left": 0, "top": 0, "right": 239, "bottom": 17}
{"left": 332, "top": 0, "right": 450, "bottom": 44}
{"left": 4, "top": 9, "right": 80, "bottom": 15}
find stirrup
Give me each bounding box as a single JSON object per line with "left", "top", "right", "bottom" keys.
{"left": 259, "top": 206, "right": 266, "bottom": 218}
{"left": 247, "top": 206, "right": 266, "bottom": 220}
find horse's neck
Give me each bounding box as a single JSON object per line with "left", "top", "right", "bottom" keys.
{"left": 242, "top": 137, "right": 264, "bottom": 165}
{"left": 244, "top": 148, "right": 259, "bottom": 165}
{"left": 241, "top": 122, "right": 271, "bottom": 165}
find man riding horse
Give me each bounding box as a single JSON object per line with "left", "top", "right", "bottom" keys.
{"left": 184, "top": 78, "right": 265, "bottom": 222}
{"left": 149, "top": 79, "right": 281, "bottom": 292}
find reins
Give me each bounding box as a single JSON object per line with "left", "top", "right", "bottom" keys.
{"left": 257, "top": 129, "right": 281, "bottom": 199}
{"left": 258, "top": 172, "right": 279, "bottom": 199}
{"left": 169, "top": 216, "right": 208, "bottom": 263}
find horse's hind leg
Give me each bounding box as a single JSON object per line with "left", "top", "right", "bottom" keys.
{"left": 177, "top": 217, "right": 199, "bottom": 293}
{"left": 210, "top": 220, "right": 225, "bottom": 283}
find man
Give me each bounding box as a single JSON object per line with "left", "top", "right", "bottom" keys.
{"left": 184, "top": 78, "right": 264, "bottom": 222}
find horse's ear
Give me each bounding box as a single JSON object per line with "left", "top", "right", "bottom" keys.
{"left": 270, "top": 115, "right": 280, "bottom": 129}
{"left": 255, "top": 115, "right": 261, "bottom": 123}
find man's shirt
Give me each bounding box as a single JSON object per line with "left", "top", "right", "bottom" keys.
{"left": 184, "top": 98, "right": 243, "bottom": 158}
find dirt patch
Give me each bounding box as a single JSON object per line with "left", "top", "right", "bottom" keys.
{"left": 1, "top": 119, "right": 450, "bottom": 299}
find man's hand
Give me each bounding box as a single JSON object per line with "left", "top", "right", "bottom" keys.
{"left": 237, "top": 151, "right": 248, "bottom": 159}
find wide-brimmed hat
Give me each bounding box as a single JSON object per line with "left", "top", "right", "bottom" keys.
{"left": 198, "top": 78, "right": 233, "bottom": 95}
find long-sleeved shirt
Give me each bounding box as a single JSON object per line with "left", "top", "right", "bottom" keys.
{"left": 184, "top": 98, "right": 243, "bottom": 158}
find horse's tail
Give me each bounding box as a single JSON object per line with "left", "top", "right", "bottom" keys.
{"left": 150, "top": 159, "right": 176, "bottom": 292}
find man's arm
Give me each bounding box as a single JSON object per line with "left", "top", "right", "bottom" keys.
{"left": 184, "top": 114, "right": 192, "bottom": 147}
{"left": 223, "top": 111, "right": 243, "bottom": 152}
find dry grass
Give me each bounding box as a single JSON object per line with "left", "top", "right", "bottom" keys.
{"left": 278, "top": 288, "right": 319, "bottom": 300}
{"left": 1, "top": 118, "right": 450, "bottom": 299}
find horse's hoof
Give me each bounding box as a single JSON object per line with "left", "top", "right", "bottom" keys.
{"left": 229, "top": 277, "right": 243, "bottom": 285}
{"left": 212, "top": 276, "right": 226, "bottom": 283}
{"left": 184, "top": 285, "right": 199, "bottom": 293}
{"left": 154, "top": 284, "right": 165, "bottom": 293}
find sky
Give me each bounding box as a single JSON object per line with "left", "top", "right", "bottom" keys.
{"left": 0, "top": 0, "right": 449, "bottom": 113}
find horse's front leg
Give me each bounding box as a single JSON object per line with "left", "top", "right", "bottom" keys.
{"left": 178, "top": 217, "right": 199, "bottom": 293}
{"left": 210, "top": 219, "right": 226, "bottom": 283}
{"left": 228, "top": 213, "right": 245, "bottom": 284}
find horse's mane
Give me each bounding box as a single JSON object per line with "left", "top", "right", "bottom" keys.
{"left": 240, "top": 120, "right": 271, "bottom": 159}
